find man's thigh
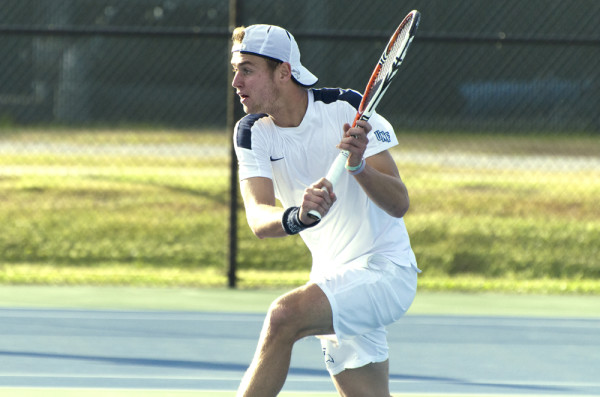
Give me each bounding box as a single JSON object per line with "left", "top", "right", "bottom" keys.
{"left": 331, "top": 360, "right": 391, "bottom": 397}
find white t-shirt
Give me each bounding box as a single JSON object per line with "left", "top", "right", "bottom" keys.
{"left": 234, "top": 88, "right": 416, "bottom": 279}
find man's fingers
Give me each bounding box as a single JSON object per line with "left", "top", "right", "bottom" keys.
{"left": 303, "top": 180, "right": 336, "bottom": 222}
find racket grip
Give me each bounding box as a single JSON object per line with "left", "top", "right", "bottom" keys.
{"left": 307, "top": 211, "right": 321, "bottom": 221}
{"left": 326, "top": 150, "right": 349, "bottom": 187}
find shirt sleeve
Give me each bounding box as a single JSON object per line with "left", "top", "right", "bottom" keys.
{"left": 364, "top": 112, "right": 398, "bottom": 158}
{"left": 233, "top": 115, "right": 273, "bottom": 181}
{"left": 334, "top": 90, "right": 397, "bottom": 158}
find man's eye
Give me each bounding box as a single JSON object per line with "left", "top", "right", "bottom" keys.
{"left": 232, "top": 67, "right": 251, "bottom": 75}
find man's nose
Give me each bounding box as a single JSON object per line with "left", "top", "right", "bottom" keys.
{"left": 232, "top": 72, "right": 241, "bottom": 88}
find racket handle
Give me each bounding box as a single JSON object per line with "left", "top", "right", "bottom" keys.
{"left": 306, "top": 151, "right": 349, "bottom": 221}
{"left": 326, "top": 150, "right": 349, "bottom": 187}
{"left": 307, "top": 211, "right": 321, "bottom": 221}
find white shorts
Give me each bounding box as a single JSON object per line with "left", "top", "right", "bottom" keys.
{"left": 314, "top": 254, "right": 419, "bottom": 375}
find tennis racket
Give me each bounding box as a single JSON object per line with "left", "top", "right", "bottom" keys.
{"left": 308, "top": 9, "right": 421, "bottom": 221}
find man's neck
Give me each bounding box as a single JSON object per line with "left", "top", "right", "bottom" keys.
{"left": 270, "top": 88, "right": 309, "bottom": 128}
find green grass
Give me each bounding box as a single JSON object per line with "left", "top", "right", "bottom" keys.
{"left": 0, "top": 127, "right": 598, "bottom": 292}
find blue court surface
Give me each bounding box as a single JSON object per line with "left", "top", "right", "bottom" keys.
{"left": 1, "top": 307, "right": 599, "bottom": 396}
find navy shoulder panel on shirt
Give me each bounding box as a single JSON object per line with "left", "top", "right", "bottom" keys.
{"left": 235, "top": 113, "right": 269, "bottom": 150}
{"left": 312, "top": 88, "right": 362, "bottom": 111}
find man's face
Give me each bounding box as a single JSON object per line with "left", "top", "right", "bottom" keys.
{"left": 231, "top": 52, "right": 280, "bottom": 115}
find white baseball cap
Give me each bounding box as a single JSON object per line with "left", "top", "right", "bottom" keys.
{"left": 232, "top": 24, "right": 318, "bottom": 87}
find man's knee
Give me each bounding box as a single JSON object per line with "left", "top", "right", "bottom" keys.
{"left": 263, "top": 285, "right": 333, "bottom": 342}
{"left": 263, "top": 294, "right": 303, "bottom": 342}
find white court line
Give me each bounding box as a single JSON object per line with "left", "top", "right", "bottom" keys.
{"left": 1, "top": 389, "right": 598, "bottom": 397}
{"left": 2, "top": 373, "right": 600, "bottom": 389}
{"left": 400, "top": 316, "right": 600, "bottom": 329}
{"left": 0, "top": 309, "right": 263, "bottom": 323}
{"left": 0, "top": 374, "right": 244, "bottom": 381}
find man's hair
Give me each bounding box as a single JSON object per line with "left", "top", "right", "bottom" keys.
{"left": 232, "top": 26, "right": 283, "bottom": 73}
{"left": 231, "top": 26, "right": 246, "bottom": 47}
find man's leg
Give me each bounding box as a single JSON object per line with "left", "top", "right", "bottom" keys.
{"left": 236, "top": 283, "right": 334, "bottom": 397}
{"left": 331, "top": 360, "right": 391, "bottom": 397}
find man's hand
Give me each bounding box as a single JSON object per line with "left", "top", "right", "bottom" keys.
{"left": 299, "top": 178, "right": 336, "bottom": 224}
{"left": 338, "top": 120, "right": 371, "bottom": 169}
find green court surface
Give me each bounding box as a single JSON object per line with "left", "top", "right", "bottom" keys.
{"left": 0, "top": 285, "right": 599, "bottom": 318}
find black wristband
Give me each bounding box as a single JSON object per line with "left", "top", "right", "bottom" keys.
{"left": 281, "top": 206, "right": 320, "bottom": 235}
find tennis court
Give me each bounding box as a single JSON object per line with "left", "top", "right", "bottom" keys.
{"left": 1, "top": 288, "right": 599, "bottom": 396}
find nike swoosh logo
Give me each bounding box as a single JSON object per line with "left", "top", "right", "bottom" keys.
{"left": 270, "top": 156, "right": 284, "bottom": 162}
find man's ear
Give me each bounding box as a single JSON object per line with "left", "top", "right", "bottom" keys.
{"left": 278, "top": 62, "right": 293, "bottom": 82}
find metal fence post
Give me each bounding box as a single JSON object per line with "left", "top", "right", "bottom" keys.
{"left": 227, "top": 0, "right": 242, "bottom": 288}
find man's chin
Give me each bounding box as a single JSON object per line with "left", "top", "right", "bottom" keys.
{"left": 243, "top": 106, "right": 262, "bottom": 115}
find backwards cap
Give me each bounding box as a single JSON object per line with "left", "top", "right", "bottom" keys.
{"left": 232, "top": 24, "right": 318, "bottom": 87}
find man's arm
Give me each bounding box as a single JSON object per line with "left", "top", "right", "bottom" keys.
{"left": 240, "top": 177, "right": 287, "bottom": 239}
{"left": 240, "top": 176, "right": 335, "bottom": 239}
{"left": 356, "top": 150, "right": 409, "bottom": 218}
{"left": 337, "top": 120, "right": 409, "bottom": 218}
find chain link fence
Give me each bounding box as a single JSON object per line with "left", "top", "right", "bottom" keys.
{"left": 1, "top": 0, "right": 598, "bottom": 288}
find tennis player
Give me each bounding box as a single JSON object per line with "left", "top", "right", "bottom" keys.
{"left": 231, "top": 24, "right": 420, "bottom": 397}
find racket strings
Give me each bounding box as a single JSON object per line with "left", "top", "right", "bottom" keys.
{"left": 383, "top": 25, "right": 413, "bottom": 74}
{"left": 369, "top": 19, "right": 414, "bottom": 100}
{"left": 360, "top": 11, "right": 419, "bottom": 116}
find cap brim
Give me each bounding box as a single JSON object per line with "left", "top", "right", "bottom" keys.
{"left": 293, "top": 65, "right": 318, "bottom": 87}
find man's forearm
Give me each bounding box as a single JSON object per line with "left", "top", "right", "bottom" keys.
{"left": 353, "top": 163, "right": 410, "bottom": 218}
{"left": 245, "top": 204, "right": 288, "bottom": 239}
